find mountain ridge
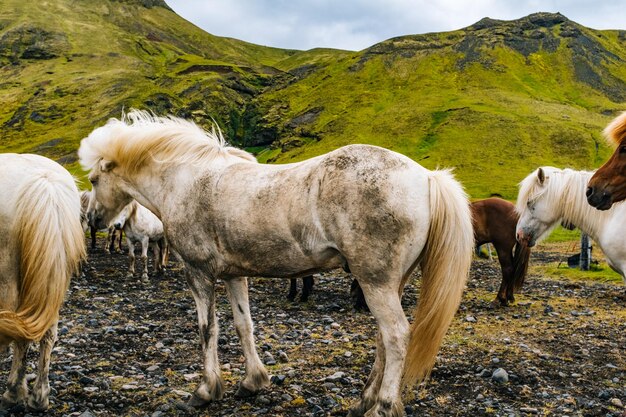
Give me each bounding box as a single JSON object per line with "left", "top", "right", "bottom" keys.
{"left": 1, "top": 4, "right": 625, "bottom": 199}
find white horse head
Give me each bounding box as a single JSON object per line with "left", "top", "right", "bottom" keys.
{"left": 515, "top": 167, "right": 563, "bottom": 247}
{"left": 79, "top": 110, "right": 255, "bottom": 227}
{"left": 515, "top": 166, "right": 609, "bottom": 247}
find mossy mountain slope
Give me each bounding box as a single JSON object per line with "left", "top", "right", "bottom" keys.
{"left": 254, "top": 13, "right": 626, "bottom": 198}
{"left": 2, "top": 6, "right": 626, "bottom": 199}
{"left": 0, "top": 0, "right": 304, "bottom": 171}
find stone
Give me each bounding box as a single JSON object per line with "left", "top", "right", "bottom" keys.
{"left": 491, "top": 368, "right": 509, "bottom": 383}
{"left": 278, "top": 350, "right": 289, "bottom": 363}
{"left": 325, "top": 371, "right": 346, "bottom": 382}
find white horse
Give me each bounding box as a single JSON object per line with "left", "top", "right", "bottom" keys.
{"left": 83, "top": 190, "right": 123, "bottom": 253}
{"left": 110, "top": 201, "right": 168, "bottom": 282}
{"left": 78, "top": 110, "right": 473, "bottom": 417}
{"left": 516, "top": 167, "right": 626, "bottom": 280}
{"left": 0, "top": 154, "right": 85, "bottom": 410}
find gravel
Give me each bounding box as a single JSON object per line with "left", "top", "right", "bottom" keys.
{"left": 0, "top": 238, "right": 623, "bottom": 416}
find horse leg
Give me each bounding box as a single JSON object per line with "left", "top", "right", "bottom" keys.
{"left": 104, "top": 229, "right": 112, "bottom": 254}
{"left": 162, "top": 240, "right": 170, "bottom": 266}
{"left": 349, "top": 281, "right": 409, "bottom": 417}
{"left": 351, "top": 278, "right": 369, "bottom": 311}
{"left": 27, "top": 323, "right": 57, "bottom": 411}
{"left": 158, "top": 239, "right": 167, "bottom": 273}
{"left": 224, "top": 277, "right": 269, "bottom": 397}
{"left": 152, "top": 243, "right": 160, "bottom": 273}
{"left": 300, "top": 275, "right": 314, "bottom": 302}
{"left": 349, "top": 331, "right": 385, "bottom": 417}
{"left": 126, "top": 238, "right": 135, "bottom": 278}
{"left": 494, "top": 244, "right": 515, "bottom": 306}
{"left": 2, "top": 340, "right": 30, "bottom": 407}
{"left": 185, "top": 266, "right": 223, "bottom": 407}
{"left": 140, "top": 237, "right": 149, "bottom": 282}
{"left": 287, "top": 278, "right": 297, "bottom": 301}
{"left": 108, "top": 227, "right": 116, "bottom": 253}
{"left": 90, "top": 225, "right": 97, "bottom": 250}
{"left": 117, "top": 230, "right": 124, "bottom": 253}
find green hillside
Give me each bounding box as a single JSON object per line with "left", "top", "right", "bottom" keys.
{"left": 1, "top": 5, "right": 625, "bottom": 199}
{"left": 0, "top": 0, "right": 300, "bottom": 173}
{"left": 252, "top": 13, "right": 626, "bottom": 199}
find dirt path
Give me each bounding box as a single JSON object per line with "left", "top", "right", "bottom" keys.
{"left": 0, "top": 238, "right": 624, "bottom": 417}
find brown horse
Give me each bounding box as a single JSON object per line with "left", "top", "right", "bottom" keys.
{"left": 472, "top": 197, "right": 530, "bottom": 305}
{"left": 587, "top": 111, "right": 626, "bottom": 210}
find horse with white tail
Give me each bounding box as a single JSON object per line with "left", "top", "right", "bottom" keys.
{"left": 78, "top": 110, "right": 473, "bottom": 417}
{"left": 0, "top": 154, "right": 85, "bottom": 410}
{"left": 109, "top": 200, "right": 168, "bottom": 282}
{"left": 516, "top": 167, "right": 626, "bottom": 281}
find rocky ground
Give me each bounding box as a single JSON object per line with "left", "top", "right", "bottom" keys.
{"left": 0, "top": 238, "right": 624, "bottom": 417}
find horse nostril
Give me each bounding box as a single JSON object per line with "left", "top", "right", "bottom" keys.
{"left": 586, "top": 186, "right": 594, "bottom": 198}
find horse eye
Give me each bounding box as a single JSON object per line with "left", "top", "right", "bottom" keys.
{"left": 620, "top": 146, "right": 626, "bottom": 155}
{"left": 89, "top": 178, "right": 98, "bottom": 185}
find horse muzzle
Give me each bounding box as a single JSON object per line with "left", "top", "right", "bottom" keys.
{"left": 515, "top": 229, "right": 535, "bottom": 248}
{"left": 586, "top": 186, "right": 613, "bottom": 211}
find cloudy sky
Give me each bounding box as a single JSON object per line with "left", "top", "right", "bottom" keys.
{"left": 166, "top": 0, "right": 625, "bottom": 51}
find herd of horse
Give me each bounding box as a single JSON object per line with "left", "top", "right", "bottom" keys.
{"left": 0, "top": 109, "right": 625, "bottom": 416}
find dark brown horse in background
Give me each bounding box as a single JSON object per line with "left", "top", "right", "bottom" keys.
{"left": 471, "top": 197, "right": 530, "bottom": 305}
{"left": 294, "top": 197, "right": 530, "bottom": 307}
{"left": 587, "top": 111, "right": 626, "bottom": 210}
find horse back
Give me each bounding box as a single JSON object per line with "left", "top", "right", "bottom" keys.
{"left": 471, "top": 197, "right": 518, "bottom": 245}
{"left": 170, "top": 144, "right": 432, "bottom": 278}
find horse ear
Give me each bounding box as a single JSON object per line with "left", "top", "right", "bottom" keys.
{"left": 100, "top": 159, "right": 116, "bottom": 172}
{"left": 537, "top": 168, "right": 545, "bottom": 184}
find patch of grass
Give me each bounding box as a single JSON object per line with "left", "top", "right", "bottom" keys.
{"left": 543, "top": 225, "right": 581, "bottom": 243}
{"left": 534, "top": 261, "right": 623, "bottom": 284}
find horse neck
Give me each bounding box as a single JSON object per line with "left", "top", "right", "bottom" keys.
{"left": 123, "top": 163, "right": 210, "bottom": 222}
{"left": 554, "top": 171, "right": 607, "bottom": 240}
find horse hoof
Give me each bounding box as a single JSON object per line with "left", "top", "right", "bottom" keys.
{"left": 234, "top": 383, "right": 259, "bottom": 398}
{"left": 26, "top": 396, "right": 48, "bottom": 411}
{"left": 347, "top": 406, "right": 366, "bottom": 417}
{"left": 141, "top": 276, "right": 149, "bottom": 283}
{"left": 187, "top": 393, "right": 210, "bottom": 408}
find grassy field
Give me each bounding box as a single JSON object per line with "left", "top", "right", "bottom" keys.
{"left": 533, "top": 226, "right": 623, "bottom": 284}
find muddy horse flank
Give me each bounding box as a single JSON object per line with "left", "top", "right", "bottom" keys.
{"left": 78, "top": 110, "right": 473, "bottom": 417}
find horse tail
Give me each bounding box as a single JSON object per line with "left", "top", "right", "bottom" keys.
{"left": 0, "top": 172, "right": 85, "bottom": 342}
{"left": 403, "top": 169, "right": 473, "bottom": 388}
{"left": 512, "top": 241, "right": 530, "bottom": 292}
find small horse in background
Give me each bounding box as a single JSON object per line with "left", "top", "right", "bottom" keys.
{"left": 110, "top": 201, "right": 168, "bottom": 282}
{"left": 82, "top": 190, "right": 123, "bottom": 253}
{"left": 471, "top": 198, "right": 531, "bottom": 306}
{"left": 79, "top": 110, "right": 473, "bottom": 416}
{"left": 0, "top": 154, "right": 85, "bottom": 410}
{"left": 516, "top": 167, "right": 626, "bottom": 282}
{"left": 587, "top": 111, "right": 626, "bottom": 210}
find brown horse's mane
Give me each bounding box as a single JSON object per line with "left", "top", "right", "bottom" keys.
{"left": 603, "top": 111, "right": 626, "bottom": 146}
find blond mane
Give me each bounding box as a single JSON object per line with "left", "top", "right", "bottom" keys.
{"left": 78, "top": 110, "right": 257, "bottom": 173}
{"left": 517, "top": 167, "right": 611, "bottom": 240}
{"left": 603, "top": 111, "right": 626, "bottom": 146}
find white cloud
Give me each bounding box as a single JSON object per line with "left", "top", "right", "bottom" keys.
{"left": 167, "top": 0, "right": 626, "bottom": 51}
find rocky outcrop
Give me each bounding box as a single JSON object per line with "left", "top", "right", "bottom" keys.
{"left": 0, "top": 25, "right": 70, "bottom": 63}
